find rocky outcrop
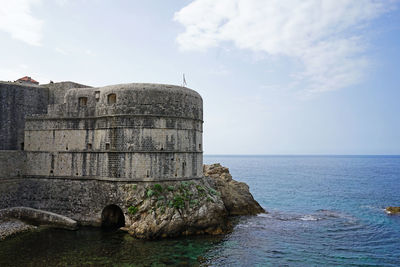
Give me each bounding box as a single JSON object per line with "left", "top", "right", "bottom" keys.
{"left": 0, "top": 207, "right": 77, "bottom": 240}
{"left": 125, "top": 178, "right": 230, "bottom": 239}
{"left": 124, "top": 164, "right": 264, "bottom": 238}
{"left": 204, "top": 163, "right": 265, "bottom": 215}
{"left": 0, "top": 219, "right": 36, "bottom": 240}
{"left": 385, "top": 207, "right": 400, "bottom": 215}
{"left": 0, "top": 207, "right": 78, "bottom": 230}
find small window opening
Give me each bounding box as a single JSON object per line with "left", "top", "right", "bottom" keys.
{"left": 79, "top": 97, "right": 88, "bottom": 107}
{"left": 87, "top": 143, "right": 92, "bottom": 150}
{"left": 76, "top": 172, "right": 79, "bottom": 176}
{"left": 160, "top": 144, "right": 164, "bottom": 151}
{"left": 50, "top": 170, "right": 53, "bottom": 174}
{"left": 199, "top": 144, "right": 202, "bottom": 150}
{"left": 107, "top": 93, "right": 117, "bottom": 104}
{"left": 146, "top": 170, "right": 150, "bottom": 177}
{"left": 95, "top": 91, "right": 100, "bottom": 101}
{"left": 106, "top": 143, "right": 110, "bottom": 150}
{"left": 20, "top": 142, "right": 24, "bottom": 151}
{"left": 66, "top": 146, "right": 69, "bottom": 151}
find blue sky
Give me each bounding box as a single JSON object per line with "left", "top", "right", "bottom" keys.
{"left": 0, "top": 0, "right": 399, "bottom": 155}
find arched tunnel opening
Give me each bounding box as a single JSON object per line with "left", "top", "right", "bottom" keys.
{"left": 101, "top": 204, "right": 125, "bottom": 230}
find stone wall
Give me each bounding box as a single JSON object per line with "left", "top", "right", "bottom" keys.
{"left": 0, "top": 151, "right": 26, "bottom": 178}
{"left": 0, "top": 177, "right": 202, "bottom": 226}
{"left": 24, "top": 83, "right": 203, "bottom": 181}
{"left": 0, "top": 82, "right": 49, "bottom": 150}
{"left": 44, "top": 81, "right": 91, "bottom": 105}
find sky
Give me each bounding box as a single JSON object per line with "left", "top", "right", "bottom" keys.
{"left": 0, "top": 0, "right": 399, "bottom": 155}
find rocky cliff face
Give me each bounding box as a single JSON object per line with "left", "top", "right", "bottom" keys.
{"left": 125, "top": 178, "right": 229, "bottom": 239}
{"left": 204, "top": 163, "right": 265, "bottom": 215}
{"left": 126, "top": 163, "right": 265, "bottom": 239}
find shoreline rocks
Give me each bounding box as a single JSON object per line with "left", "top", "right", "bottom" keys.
{"left": 125, "top": 163, "right": 264, "bottom": 239}
{"left": 0, "top": 219, "right": 36, "bottom": 241}
{"left": 125, "top": 178, "right": 230, "bottom": 239}
{"left": 0, "top": 207, "right": 78, "bottom": 240}
{"left": 204, "top": 163, "right": 265, "bottom": 215}
{"left": 1, "top": 163, "right": 264, "bottom": 240}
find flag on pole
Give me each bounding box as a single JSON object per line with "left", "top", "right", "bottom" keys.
{"left": 183, "top": 73, "right": 187, "bottom": 87}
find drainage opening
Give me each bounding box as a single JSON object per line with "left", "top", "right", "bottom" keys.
{"left": 101, "top": 204, "right": 125, "bottom": 230}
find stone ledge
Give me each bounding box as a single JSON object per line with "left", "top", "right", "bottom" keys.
{"left": 0, "top": 207, "right": 77, "bottom": 230}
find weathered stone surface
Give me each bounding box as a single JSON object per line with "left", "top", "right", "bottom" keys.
{"left": 0, "top": 207, "right": 77, "bottom": 230}
{"left": 125, "top": 178, "right": 229, "bottom": 239}
{"left": 0, "top": 219, "right": 36, "bottom": 241}
{"left": 385, "top": 206, "right": 400, "bottom": 215}
{"left": 204, "top": 163, "right": 265, "bottom": 215}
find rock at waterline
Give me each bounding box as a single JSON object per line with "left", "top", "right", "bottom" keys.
{"left": 126, "top": 163, "right": 264, "bottom": 239}
{"left": 203, "top": 163, "right": 266, "bottom": 215}
{"left": 126, "top": 178, "right": 229, "bottom": 239}
{"left": 385, "top": 207, "right": 400, "bottom": 215}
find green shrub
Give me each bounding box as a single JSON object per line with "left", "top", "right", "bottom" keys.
{"left": 180, "top": 181, "right": 189, "bottom": 188}
{"left": 132, "top": 184, "right": 137, "bottom": 190}
{"left": 147, "top": 189, "right": 155, "bottom": 198}
{"left": 196, "top": 185, "right": 205, "bottom": 192}
{"left": 173, "top": 195, "right": 185, "bottom": 209}
{"left": 153, "top": 183, "right": 163, "bottom": 193}
{"left": 189, "top": 199, "right": 199, "bottom": 208}
{"left": 128, "top": 206, "right": 138, "bottom": 215}
{"left": 209, "top": 188, "right": 218, "bottom": 196}
{"left": 167, "top": 185, "right": 175, "bottom": 192}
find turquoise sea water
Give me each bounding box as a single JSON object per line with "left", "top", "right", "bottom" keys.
{"left": 1, "top": 155, "right": 399, "bottom": 266}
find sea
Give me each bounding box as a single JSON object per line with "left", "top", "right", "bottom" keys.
{"left": 0, "top": 155, "right": 399, "bottom": 266}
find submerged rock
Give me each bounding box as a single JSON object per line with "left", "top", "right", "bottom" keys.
{"left": 204, "top": 163, "right": 265, "bottom": 215}
{"left": 385, "top": 207, "right": 400, "bottom": 215}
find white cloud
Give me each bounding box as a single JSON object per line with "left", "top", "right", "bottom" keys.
{"left": 85, "top": 49, "right": 95, "bottom": 56}
{"left": 55, "top": 47, "right": 68, "bottom": 55}
{"left": 174, "top": 0, "right": 396, "bottom": 93}
{"left": 0, "top": 0, "right": 43, "bottom": 46}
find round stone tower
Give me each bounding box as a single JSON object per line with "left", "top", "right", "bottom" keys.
{"left": 24, "top": 83, "right": 203, "bottom": 181}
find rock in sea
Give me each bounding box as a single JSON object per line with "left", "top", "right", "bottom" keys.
{"left": 385, "top": 206, "right": 400, "bottom": 215}
{"left": 204, "top": 163, "right": 265, "bottom": 215}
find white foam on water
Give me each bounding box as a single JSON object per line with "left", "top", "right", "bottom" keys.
{"left": 299, "top": 215, "right": 319, "bottom": 221}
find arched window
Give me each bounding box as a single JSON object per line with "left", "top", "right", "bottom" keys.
{"left": 107, "top": 93, "right": 117, "bottom": 104}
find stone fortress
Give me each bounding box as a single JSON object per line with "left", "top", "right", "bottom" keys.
{"left": 0, "top": 78, "right": 205, "bottom": 229}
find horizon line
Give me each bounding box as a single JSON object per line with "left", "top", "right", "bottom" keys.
{"left": 203, "top": 154, "right": 400, "bottom": 156}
